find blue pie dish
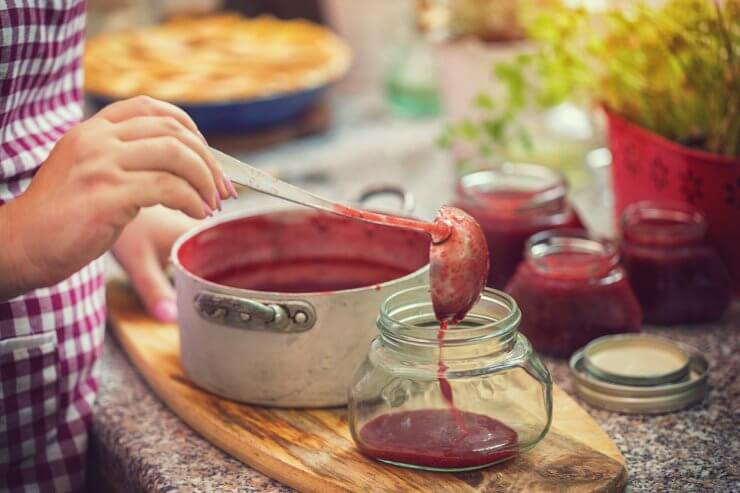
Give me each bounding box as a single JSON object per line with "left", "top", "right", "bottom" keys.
{"left": 86, "top": 85, "right": 327, "bottom": 136}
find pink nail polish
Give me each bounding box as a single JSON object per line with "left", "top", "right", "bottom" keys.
{"left": 214, "top": 191, "right": 222, "bottom": 212}
{"left": 202, "top": 200, "right": 214, "bottom": 217}
{"left": 153, "top": 299, "right": 177, "bottom": 323}
{"left": 224, "top": 175, "right": 239, "bottom": 199}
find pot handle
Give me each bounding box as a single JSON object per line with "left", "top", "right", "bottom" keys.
{"left": 356, "top": 185, "right": 416, "bottom": 216}
{"left": 194, "top": 291, "right": 316, "bottom": 333}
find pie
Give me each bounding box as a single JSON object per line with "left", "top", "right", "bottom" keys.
{"left": 84, "top": 15, "right": 351, "bottom": 103}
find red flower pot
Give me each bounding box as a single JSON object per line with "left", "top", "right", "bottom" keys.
{"left": 607, "top": 110, "right": 740, "bottom": 297}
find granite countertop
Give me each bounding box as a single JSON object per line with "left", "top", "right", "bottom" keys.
{"left": 93, "top": 307, "right": 740, "bottom": 493}
{"left": 92, "top": 99, "right": 740, "bottom": 492}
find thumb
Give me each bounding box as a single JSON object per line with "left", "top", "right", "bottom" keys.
{"left": 125, "top": 246, "right": 178, "bottom": 323}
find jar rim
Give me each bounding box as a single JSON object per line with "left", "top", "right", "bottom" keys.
{"left": 378, "top": 286, "right": 521, "bottom": 345}
{"left": 621, "top": 200, "right": 706, "bottom": 246}
{"left": 458, "top": 162, "right": 568, "bottom": 214}
{"left": 525, "top": 229, "right": 620, "bottom": 280}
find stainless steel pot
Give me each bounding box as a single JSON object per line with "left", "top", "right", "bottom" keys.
{"left": 171, "top": 188, "right": 431, "bottom": 407}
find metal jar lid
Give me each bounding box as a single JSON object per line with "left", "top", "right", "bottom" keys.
{"left": 583, "top": 334, "right": 691, "bottom": 386}
{"left": 569, "top": 335, "right": 709, "bottom": 414}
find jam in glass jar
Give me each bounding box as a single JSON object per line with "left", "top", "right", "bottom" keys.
{"left": 452, "top": 163, "right": 583, "bottom": 289}
{"left": 620, "top": 201, "right": 732, "bottom": 325}
{"left": 348, "top": 286, "right": 552, "bottom": 472}
{"left": 506, "top": 230, "right": 642, "bottom": 357}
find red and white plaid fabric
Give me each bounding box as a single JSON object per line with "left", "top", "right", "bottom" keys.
{"left": 1, "top": 1, "right": 106, "bottom": 492}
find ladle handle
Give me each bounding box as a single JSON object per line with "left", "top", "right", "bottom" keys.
{"left": 211, "top": 147, "right": 340, "bottom": 215}
{"left": 211, "top": 147, "right": 445, "bottom": 240}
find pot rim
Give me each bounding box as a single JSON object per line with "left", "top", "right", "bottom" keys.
{"left": 170, "top": 206, "right": 431, "bottom": 298}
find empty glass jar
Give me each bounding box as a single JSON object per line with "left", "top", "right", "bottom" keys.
{"left": 620, "top": 201, "right": 732, "bottom": 325}
{"left": 506, "top": 229, "right": 642, "bottom": 357}
{"left": 452, "top": 163, "right": 583, "bottom": 289}
{"left": 348, "top": 286, "right": 552, "bottom": 472}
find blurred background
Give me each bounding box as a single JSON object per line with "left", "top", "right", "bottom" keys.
{"left": 86, "top": 0, "right": 739, "bottom": 286}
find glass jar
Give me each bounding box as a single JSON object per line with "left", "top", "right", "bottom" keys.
{"left": 619, "top": 201, "right": 732, "bottom": 325}
{"left": 348, "top": 286, "right": 552, "bottom": 472}
{"left": 452, "top": 163, "right": 583, "bottom": 289}
{"left": 384, "top": 0, "right": 441, "bottom": 117}
{"left": 506, "top": 230, "right": 642, "bottom": 357}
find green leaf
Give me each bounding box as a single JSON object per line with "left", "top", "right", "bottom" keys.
{"left": 482, "top": 118, "right": 507, "bottom": 143}
{"left": 474, "top": 92, "right": 495, "bottom": 111}
{"left": 436, "top": 128, "right": 453, "bottom": 149}
{"left": 458, "top": 120, "right": 479, "bottom": 141}
{"left": 479, "top": 143, "right": 493, "bottom": 157}
{"left": 517, "top": 128, "right": 534, "bottom": 154}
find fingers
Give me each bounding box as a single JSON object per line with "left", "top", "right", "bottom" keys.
{"left": 124, "top": 170, "right": 212, "bottom": 220}
{"left": 96, "top": 96, "right": 231, "bottom": 201}
{"left": 118, "top": 136, "right": 224, "bottom": 209}
{"left": 93, "top": 96, "right": 240, "bottom": 211}
{"left": 115, "top": 116, "right": 228, "bottom": 205}
{"left": 97, "top": 95, "right": 200, "bottom": 135}
{"left": 117, "top": 239, "right": 178, "bottom": 323}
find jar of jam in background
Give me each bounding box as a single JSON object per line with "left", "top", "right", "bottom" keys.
{"left": 506, "top": 230, "right": 642, "bottom": 357}
{"left": 619, "top": 201, "right": 732, "bottom": 325}
{"left": 452, "top": 163, "right": 583, "bottom": 289}
{"left": 348, "top": 286, "right": 552, "bottom": 472}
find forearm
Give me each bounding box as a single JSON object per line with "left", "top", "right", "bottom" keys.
{"left": 0, "top": 198, "right": 39, "bottom": 301}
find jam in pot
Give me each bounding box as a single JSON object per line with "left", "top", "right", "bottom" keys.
{"left": 452, "top": 163, "right": 583, "bottom": 289}
{"left": 506, "top": 230, "right": 642, "bottom": 357}
{"left": 619, "top": 201, "right": 732, "bottom": 325}
{"left": 348, "top": 286, "right": 552, "bottom": 472}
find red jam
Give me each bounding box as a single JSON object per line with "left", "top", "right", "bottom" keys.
{"left": 452, "top": 165, "right": 583, "bottom": 289}
{"left": 619, "top": 202, "right": 731, "bottom": 325}
{"left": 436, "top": 321, "right": 453, "bottom": 403}
{"left": 506, "top": 230, "right": 642, "bottom": 357}
{"left": 177, "top": 211, "right": 431, "bottom": 293}
{"left": 429, "top": 206, "right": 490, "bottom": 322}
{"left": 357, "top": 409, "right": 518, "bottom": 469}
{"left": 206, "top": 258, "right": 413, "bottom": 293}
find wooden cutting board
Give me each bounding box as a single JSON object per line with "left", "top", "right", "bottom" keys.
{"left": 107, "top": 282, "right": 627, "bottom": 493}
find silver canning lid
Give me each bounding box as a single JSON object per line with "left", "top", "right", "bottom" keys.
{"left": 569, "top": 339, "right": 709, "bottom": 414}
{"left": 583, "top": 334, "right": 691, "bottom": 386}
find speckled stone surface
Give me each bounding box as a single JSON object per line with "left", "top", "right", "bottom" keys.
{"left": 93, "top": 304, "right": 740, "bottom": 492}
{"left": 93, "top": 334, "right": 293, "bottom": 493}
{"left": 93, "top": 98, "right": 740, "bottom": 492}
{"left": 542, "top": 306, "right": 740, "bottom": 493}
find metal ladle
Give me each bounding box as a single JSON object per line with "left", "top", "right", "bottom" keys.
{"left": 211, "top": 147, "right": 452, "bottom": 244}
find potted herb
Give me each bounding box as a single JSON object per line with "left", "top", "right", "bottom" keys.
{"left": 441, "top": 0, "right": 740, "bottom": 294}
{"left": 433, "top": 0, "right": 535, "bottom": 121}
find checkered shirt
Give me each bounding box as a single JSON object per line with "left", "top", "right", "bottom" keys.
{"left": 1, "top": 1, "right": 107, "bottom": 492}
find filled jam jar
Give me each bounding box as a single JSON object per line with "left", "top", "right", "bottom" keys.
{"left": 506, "top": 230, "right": 642, "bottom": 357}
{"left": 452, "top": 163, "right": 583, "bottom": 289}
{"left": 619, "top": 201, "right": 732, "bottom": 325}
{"left": 348, "top": 286, "right": 552, "bottom": 472}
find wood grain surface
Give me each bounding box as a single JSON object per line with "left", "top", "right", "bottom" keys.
{"left": 107, "top": 282, "right": 627, "bottom": 492}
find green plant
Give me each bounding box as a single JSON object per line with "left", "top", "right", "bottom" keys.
{"left": 439, "top": 0, "right": 740, "bottom": 158}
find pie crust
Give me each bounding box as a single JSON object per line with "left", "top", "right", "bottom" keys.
{"left": 84, "top": 15, "right": 352, "bottom": 103}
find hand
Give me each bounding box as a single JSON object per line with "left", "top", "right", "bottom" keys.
{"left": 112, "top": 205, "right": 196, "bottom": 322}
{"left": 0, "top": 96, "right": 237, "bottom": 300}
